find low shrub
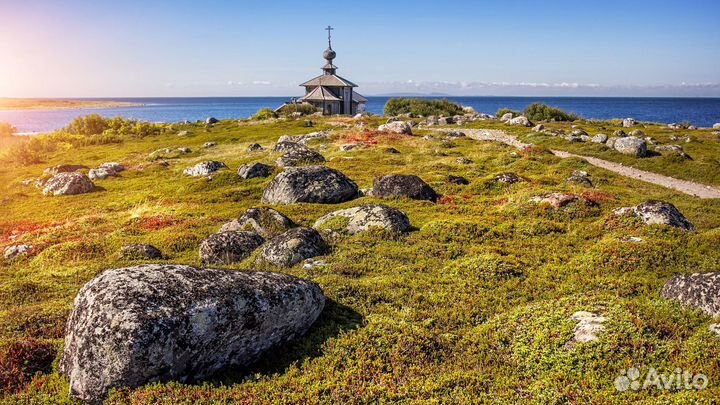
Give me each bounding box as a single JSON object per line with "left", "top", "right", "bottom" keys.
{"left": 495, "top": 108, "right": 520, "bottom": 118}
{"left": 0, "top": 122, "right": 16, "bottom": 137}
{"left": 523, "top": 103, "right": 579, "bottom": 122}
{"left": 251, "top": 108, "right": 278, "bottom": 120}
{"left": 384, "top": 98, "right": 464, "bottom": 117}
{"left": 278, "top": 103, "right": 317, "bottom": 116}
{"left": 0, "top": 339, "right": 57, "bottom": 394}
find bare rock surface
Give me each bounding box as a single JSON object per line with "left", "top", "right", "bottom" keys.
{"left": 662, "top": 272, "right": 720, "bottom": 317}
{"left": 569, "top": 311, "right": 606, "bottom": 344}
{"left": 258, "top": 227, "right": 328, "bottom": 267}
{"left": 378, "top": 121, "right": 412, "bottom": 135}
{"left": 220, "top": 207, "right": 295, "bottom": 238}
{"left": 199, "top": 231, "right": 265, "bottom": 264}
{"left": 372, "top": 174, "right": 438, "bottom": 202}
{"left": 60, "top": 264, "right": 325, "bottom": 403}
{"left": 613, "top": 200, "right": 694, "bottom": 230}
{"left": 314, "top": 204, "right": 411, "bottom": 234}
{"left": 262, "top": 166, "right": 359, "bottom": 204}
{"left": 42, "top": 172, "right": 95, "bottom": 196}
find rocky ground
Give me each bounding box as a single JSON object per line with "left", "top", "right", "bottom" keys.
{"left": 1, "top": 113, "right": 720, "bottom": 404}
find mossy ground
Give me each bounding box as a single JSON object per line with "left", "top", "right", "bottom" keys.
{"left": 1, "top": 116, "right": 720, "bottom": 404}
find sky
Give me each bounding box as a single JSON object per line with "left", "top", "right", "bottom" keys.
{"left": 0, "top": 0, "right": 719, "bottom": 97}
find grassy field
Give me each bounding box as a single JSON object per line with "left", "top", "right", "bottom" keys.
{"left": 1, "top": 115, "right": 720, "bottom": 404}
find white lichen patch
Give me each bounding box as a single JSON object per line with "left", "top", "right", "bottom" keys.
{"left": 570, "top": 311, "right": 606, "bottom": 343}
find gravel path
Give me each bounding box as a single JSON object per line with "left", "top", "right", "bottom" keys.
{"left": 451, "top": 128, "right": 720, "bottom": 199}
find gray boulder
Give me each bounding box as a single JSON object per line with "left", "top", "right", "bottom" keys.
{"left": 199, "top": 231, "right": 265, "bottom": 265}
{"left": 120, "top": 244, "right": 163, "bottom": 260}
{"left": 42, "top": 172, "right": 95, "bottom": 196}
{"left": 566, "top": 170, "right": 593, "bottom": 187}
{"left": 622, "top": 118, "right": 637, "bottom": 128}
{"left": 258, "top": 227, "right": 328, "bottom": 267}
{"left": 99, "top": 162, "right": 124, "bottom": 172}
{"left": 378, "top": 121, "right": 412, "bottom": 135}
{"left": 183, "top": 161, "right": 227, "bottom": 177}
{"left": 613, "top": 200, "right": 694, "bottom": 231}
{"left": 500, "top": 112, "right": 514, "bottom": 122}
{"left": 613, "top": 136, "right": 647, "bottom": 157}
{"left": 205, "top": 117, "right": 218, "bottom": 124}
{"left": 507, "top": 116, "right": 533, "bottom": 127}
{"left": 88, "top": 167, "right": 117, "bottom": 181}
{"left": 492, "top": 172, "right": 522, "bottom": 185}
{"left": 59, "top": 265, "right": 324, "bottom": 404}
{"left": 276, "top": 148, "right": 326, "bottom": 167}
{"left": 247, "top": 143, "right": 264, "bottom": 152}
{"left": 238, "top": 162, "right": 273, "bottom": 179}
{"left": 314, "top": 204, "right": 411, "bottom": 234}
{"left": 591, "top": 134, "right": 608, "bottom": 144}
{"left": 43, "top": 164, "right": 87, "bottom": 177}
{"left": 372, "top": 174, "right": 438, "bottom": 202}
{"left": 220, "top": 207, "right": 295, "bottom": 238}
{"left": 4, "top": 244, "right": 33, "bottom": 260}
{"left": 262, "top": 166, "right": 359, "bottom": 204}
{"left": 662, "top": 272, "right": 720, "bottom": 317}
{"left": 273, "top": 141, "right": 307, "bottom": 153}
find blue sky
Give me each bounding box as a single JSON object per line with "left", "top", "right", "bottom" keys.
{"left": 0, "top": 0, "right": 719, "bottom": 97}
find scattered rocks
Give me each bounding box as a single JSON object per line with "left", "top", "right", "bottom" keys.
{"left": 257, "top": 227, "right": 327, "bottom": 267}
{"left": 613, "top": 200, "right": 694, "bottom": 231}
{"left": 183, "top": 161, "right": 227, "bottom": 177}
{"left": 448, "top": 175, "right": 469, "bottom": 185}
{"left": 622, "top": 118, "right": 637, "bottom": 128}
{"left": 262, "top": 166, "right": 359, "bottom": 204}
{"left": 276, "top": 148, "right": 326, "bottom": 167}
{"left": 378, "top": 121, "right": 412, "bottom": 135}
{"left": 205, "top": 117, "right": 218, "bottom": 124}
{"left": 59, "top": 264, "right": 325, "bottom": 404}
{"left": 662, "top": 272, "right": 720, "bottom": 317}
{"left": 372, "top": 174, "right": 438, "bottom": 202}
{"left": 4, "top": 244, "right": 33, "bottom": 260}
{"left": 569, "top": 311, "right": 606, "bottom": 343}
{"left": 247, "top": 143, "right": 264, "bottom": 152}
{"left": 220, "top": 207, "right": 295, "bottom": 238}
{"left": 313, "top": 204, "right": 411, "bottom": 234}
{"left": 507, "top": 116, "right": 533, "bottom": 127}
{"left": 199, "top": 231, "right": 265, "bottom": 265}
{"left": 120, "top": 244, "right": 163, "bottom": 260}
{"left": 493, "top": 172, "right": 522, "bottom": 185}
{"left": 613, "top": 136, "right": 647, "bottom": 157}
{"left": 529, "top": 193, "right": 593, "bottom": 209}
{"left": 591, "top": 134, "right": 608, "bottom": 144}
{"left": 237, "top": 162, "right": 273, "bottom": 179}
{"left": 566, "top": 170, "right": 593, "bottom": 187}
{"left": 42, "top": 172, "right": 95, "bottom": 196}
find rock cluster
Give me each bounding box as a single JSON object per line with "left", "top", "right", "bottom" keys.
{"left": 89, "top": 162, "right": 125, "bottom": 180}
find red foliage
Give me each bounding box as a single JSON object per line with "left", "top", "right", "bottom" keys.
{"left": 0, "top": 339, "right": 56, "bottom": 394}
{"left": 0, "top": 222, "right": 47, "bottom": 244}
{"left": 438, "top": 196, "right": 455, "bottom": 205}
{"left": 337, "top": 129, "right": 405, "bottom": 146}
{"left": 581, "top": 191, "right": 617, "bottom": 205}
{"left": 138, "top": 215, "right": 178, "bottom": 231}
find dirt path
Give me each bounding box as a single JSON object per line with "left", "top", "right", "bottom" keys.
{"left": 453, "top": 128, "right": 720, "bottom": 199}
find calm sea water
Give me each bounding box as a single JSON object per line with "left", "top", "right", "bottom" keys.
{"left": 2, "top": 96, "right": 719, "bottom": 133}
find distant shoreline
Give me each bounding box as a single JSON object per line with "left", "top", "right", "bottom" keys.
{"left": 0, "top": 98, "right": 142, "bottom": 111}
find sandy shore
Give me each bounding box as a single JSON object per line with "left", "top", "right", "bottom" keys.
{"left": 0, "top": 98, "right": 142, "bottom": 111}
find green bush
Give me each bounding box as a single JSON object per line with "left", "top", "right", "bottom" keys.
{"left": 0, "top": 122, "right": 16, "bottom": 137}
{"left": 251, "top": 108, "right": 278, "bottom": 120}
{"left": 64, "top": 115, "right": 165, "bottom": 138}
{"left": 523, "top": 103, "right": 579, "bottom": 122}
{"left": 495, "top": 108, "right": 520, "bottom": 118}
{"left": 64, "top": 114, "right": 109, "bottom": 135}
{"left": 384, "top": 98, "right": 464, "bottom": 117}
{"left": 278, "top": 103, "right": 317, "bottom": 116}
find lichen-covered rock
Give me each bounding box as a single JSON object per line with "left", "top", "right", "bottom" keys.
{"left": 42, "top": 172, "right": 95, "bottom": 196}
{"left": 4, "top": 244, "right": 33, "bottom": 260}
{"left": 507, "top": 116, "right": 533, "bottom": 127}
{"left": 622, "top": 118, "right": 637, "bottom": 128}
{"left": 205, "top": 116, "right": 218, "bottom": 124}
{"left": 277, "top": 132, "right": 328, "bottom": 145}
{"left": 372, "top": 174, "right": 438, "bottom": 202}
{"left": 88, "top": 167, "right": 117, "bottom": 180}
{"left": 258, "top": 227, "right": 328, "bottom": 267}
{"left": 43, "top": 164, "right": 87, "bottom": 177}
{"left": 492, "top": 172, "right": 522, "bottom": 185}
{"left": 59, "top": 264, "right": 325, "bottom": 404}
{"left": 378, "top": 121, "right": 412, "bottom": 135}
{"left": 262, "top": 166, "right": 359, "bottom": 204}
{"left": 247, "top": 143, "right": 264, "bottom": 152}
{"left": 662, "top": 272, "right": 720, "bottom": 316}
{"left": 448, "top": 175, "right": 469, "bottom": 185}
{"left": 314, "top": 204, "right": 411, "bottom": 234}
{"left": 566, "top": 170, "right": 593, "bottom": 187}
{"left": 529, "top": 193, "right": 594, "bottom": 209}
{"left": 203, "top": 142, "right": 217, "bottom": 148}
{"left": 500, "top": 112, "right": 514, "bottom": 122}
{"left": 613, "top": 136, "right": 647, "bottom": 157}
{"left": 237, "top": 162, "right": 272, "bottom": 179}
{"left": 220, "top": 207, "right": 295, "bottom": 238}
{"left": 569, "top": 311, "right": 606, "bottom": 343}
{"left": 273, "top": 141, "right": 307, "bottom": 153}
{"left": 199, "top": 231, "right": 265, "bottom": 265}
{"left": 276, "top": 148, "right": 325, "bottom": 167}
{"left": 120, "top": 244, "right": 163, "bottom": 260}
{"left": 99, "top": 162, "right": 125, "bottom": 172}
{"left": 183, "top": 161, "right": 227, "bottom": 177}
{"left": 591, "top": 134, "right": 608, "bottom": 144}
{"left": 613, "top": 200, "right": 694, "bottom": 231}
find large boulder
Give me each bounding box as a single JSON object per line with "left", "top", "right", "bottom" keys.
{"left": 613, "top": 136, "right": 647, "bottom": 157}
{"left": 262, "top": 166, "right": 359, "bottom": 204}
{"left": 378, "top": 121, "right": 412, "bottom": 135}
{"left": 42, "top": 172, "right": 95, "bottom": 196}
{"left": 276, "top": 148, "right": 326, "bottom": 167}
{"left": 507, "top": 116, "right": 533, "bottom": 127}
{"left": 613, "top": 200, "right": 694, "bottom": 231}
{"left": 500, "top": 112, "right": 514, "bottom": 122}
{"left": 314, "top": 204, "right": 411, "bottom": 234}
{"left": 220, "top": 207, "right": 295, "bottom": 238}
{"left": 257, "top": 227, "right": 327, "bottom": 267}
{"left": 662, "top": 272, "right": 720, "bottom": 317}
{"left": 120, "top": 244, "right": 163, "bottom": 260}
{"left": 199, "top": 231, "right": 265, "bottom": 265}
{"left": 591, "top": 134, "right": 609, "bottom": 144}
{"left": 183, "top": 161, "right": 227, "bottom": 177}
{"left": 372, "top": 174, "right": 438, "bottom": 202}
{"left": 237, "top": 162, "right": 273, "bottom": 179}
{"left": 59, "top": 265, "right": 324, "bottom": 404}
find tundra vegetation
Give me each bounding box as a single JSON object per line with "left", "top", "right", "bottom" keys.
{"left": 1, "top": 107, "right": 720, "bottom": 404}
{"left": 384, "top": 98, "right": 464, "bottom": 117}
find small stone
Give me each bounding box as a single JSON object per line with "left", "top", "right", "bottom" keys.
{"left": 205, "top": 117, "right": 218, "bottom": 124}
{"left": 378, "top": 121, "right": 412, "bottom": 135}
{"left": 591, "top": 134, "right": 608, "bottom": 144}
{"left": 566, "top": 170, "right": 593, "bottom": 187}
{"left": 532, "top": 124, "right": 545, "bottom": 132}
{"left": 570, "top": 311, "right": 606, "bottom": 343}
{"left": 530, "top": 193, "right": 593, "bottom": 209}
{"left": 183, "top": 161, "right": 227, "bottom": 177}
{"left": 383, "top": 147, "right": 400, "bottom": 154}
{"left": 447, "top": 175, "right": 469, "bottom": 185}
{"left": 120, "top": 244, "right": 163, "bottom": 260}
{"left": 622, "top": 118, "right": 636, "bottom": 128}
{"left": 4, "top": 244, "right": 33, "bottom": 260}
{"left": 456, "top": 157, "right": 473, "bottom": 164}
{"left": 493, "top": 173, "right": 522, "bottom": 185}
{"left": 612, "top": 130, "right": 627, "bottom": 138}
{"left": 99, "top": 162, "right": 124, "bottom": 172}
{"left": 203, "top": 142, "right": 217, "bottom": 148}
{"left": 88, "top": 167, "right": 117, "bottom": 181}
{"left": 247, "top": 143, "right": 264, "bottom": 152}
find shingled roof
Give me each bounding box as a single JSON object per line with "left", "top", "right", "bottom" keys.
{"left": 300, "top": 74, "right": 358, "bottom": 88}
{"left": 299, "top": 86, "right": 342, "bottom": 102}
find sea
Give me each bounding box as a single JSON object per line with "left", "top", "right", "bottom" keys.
{"left": 2, "top": 96, "right": 719, "bottom": 134}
